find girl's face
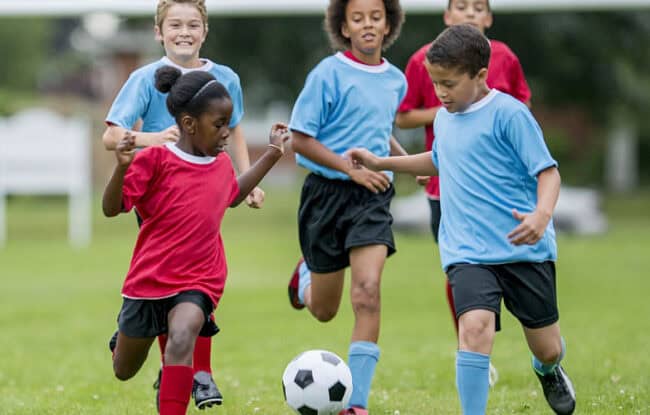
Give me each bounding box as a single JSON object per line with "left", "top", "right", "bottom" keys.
{"left": 444, "top": 0, "right": 493, "bottom": 34}
{"left": 425, "top": 61, "right": 488, "bottom": 113}
{"left": 155, "top": 3, "right": 207, "bottom": 67}
{"left": 341, "top": 0, "right": 390, "bottom": 63}
{"left": 185, "top": 98, "right": 233, "bottom": 157}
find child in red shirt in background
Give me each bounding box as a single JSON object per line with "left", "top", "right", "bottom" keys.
{"left": 104, "top": 66, "right": 289, "bottom": 415}
{"left": 395, "top": 0, "right": 531, "bottom": 387}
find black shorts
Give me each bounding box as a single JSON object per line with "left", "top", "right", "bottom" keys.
{"left": 117, "top": 290, "right": 219, "bottom": 338}
{"left": 428, "top": 199, "right": 441, "bottom": 243}
{"left": 298, "top": 173, "right": 396, "bottom": 273}
{"left": 447, "top": 261, "right": 559, "bottom": 331}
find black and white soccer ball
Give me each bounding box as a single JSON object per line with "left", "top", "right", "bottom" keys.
{"left": 282, "top": 349, "right": 353, "bottom": 415}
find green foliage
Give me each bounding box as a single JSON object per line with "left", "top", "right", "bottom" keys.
{"left": 0, "top": 18, "right": 51, "bottom": 92}
{"left": 0, "top": 190, "right": 649, "bottom": 414}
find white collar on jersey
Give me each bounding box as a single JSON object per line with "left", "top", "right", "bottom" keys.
{"left": 334, "top": 52, "right": 390, "bottom": 74}
{"left": 455, "top": 89, "right": 500, "bottom": 115}
{"left": 165, "top": 142, "right": 217, "bottom": 164}
{"left": 160, "top": 56, "right": 214, "bottom": 74}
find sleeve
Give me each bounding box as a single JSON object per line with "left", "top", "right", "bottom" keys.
{"left": 121, "top": 149, "right": 159, "bottom": 212}
{"left": 105, "top": 71, "right": 151, "bottom": 129}
{"left": 507, "top": 54, "right": 532, "bottom": 104}
{"left": 227, "top": 72, "right": 245, "bottom": 129}
{"left": 288, "top": 66, "right": 333, "bottom": 138}
{"left": 504, "top": 109, "right": 557, "bottom": 177}
{"left": 397, "top": 52, "right": 425, "bottom": 113}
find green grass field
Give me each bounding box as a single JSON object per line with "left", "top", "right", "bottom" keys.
{"left": 1, "top": 188, "right": 649, "bottom": 414}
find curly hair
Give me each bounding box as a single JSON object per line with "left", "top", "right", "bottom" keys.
{"left": 155, "top": 0, "right": 208, "bottom": 30}
{"left": 325, "top": 0, "right": 404, "bottom": 51}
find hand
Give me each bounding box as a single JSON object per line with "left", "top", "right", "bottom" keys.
{"left": 507, "top": 208, "right": 551, "bottom": 245}
{"left": 155, "top": 125, "right": 180, "bottom": 145}
{"left": 245, "top": 186, "right": 265, "bottom": 209}
{"left": 348, "top": 166, "right": 390, "bottom": 194}
{"left": 415, "top": 176, "right": 430, "bottom": 186}
{"left": 345, "top": 148, "right": 381, "bottom": 171}
{"left": 115, "top": 131, "right": 137, "bottom": 166}
{"left": 268, "top": 122, "right": 291, "bottom": 154}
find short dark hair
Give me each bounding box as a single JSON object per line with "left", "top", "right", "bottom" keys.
{"left": 325, "top": 0, "right": 404, "bottom": 51}
{"left": 447, "top": 0, "right": 491, "bottom": 11}
{"left": 426, "top": 24, "right": 490, "bottom": 78}
{"left": 154, "top": 65, "right": 231, "bottom": 122}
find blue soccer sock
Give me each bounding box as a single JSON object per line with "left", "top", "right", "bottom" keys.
{"left": 532, "top": 337, "right": 566, "bottom": 375}
{"left": 348, "top": 341, "right": 380, "bottom": 409}
{"left": 456, "top": 350, "right": 490, "bottom": 415}
{"left": 297, "top": 261, "right": 311, "bottom": 305}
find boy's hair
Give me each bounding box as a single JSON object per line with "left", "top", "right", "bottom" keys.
{"left": 447, "top": 0, "right": 491, "bottom": 11}
{"left": 426, "top": 24, "right": 490, "bottom": 78}
{"left": 325, "top": 0, "right": 404, "bottom": 51}
{"left": 155, "top": 0, "right": 208, "bottom": 29}
{"left": 155, "top": 65, "right": 230, "bottom": 121}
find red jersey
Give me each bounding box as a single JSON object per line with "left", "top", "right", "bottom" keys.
{"left": 398, "top": 39, "right": 531, "bottom": 198}
{"left": 120, "top": 143, "right": 240, "bottom": 307}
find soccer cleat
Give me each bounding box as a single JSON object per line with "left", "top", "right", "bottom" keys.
{"left": 193, "top": 370, "right": 224, "bottom": 409}
{"left": 288, "top": 258, "right": 306, "bottom": 310}
{"left": 108, "top": 330, "right": 118, "bottom": 353}
{"left": 488, "top": 362, "right": 499, "bottom": 387}
{"left": 534, "top": 365, "right": 576, "bottom": 415}
{"left": 339, "top": 407, "right": 369, "bottom": 415}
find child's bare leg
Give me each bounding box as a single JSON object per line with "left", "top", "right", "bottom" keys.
{"left": 304, "top": 270, "right": 345, "bottom": 322}
{"left": 112, "top": 333, "right": 155, "bottom": 381}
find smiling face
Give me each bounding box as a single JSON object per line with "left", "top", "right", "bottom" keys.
{"left": 444, "top": 0, "right": 492, "bottom": 33}
{"left": 425, "top": 60, "right": 488, "bottom": 113}
{"left": 181, "top": 97, "right": 233, "bottom": 157}
{"left": 155, "top": 3, "right": 207, "bottom": 67}
{"left": 341, "top": 0, "right": 390, "bottom": 63}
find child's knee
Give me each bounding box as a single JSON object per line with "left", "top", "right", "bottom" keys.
{"left": 113, "top": 362, "right": 136, "bottom": 381}
{"left": 458, "top": 311, "right": 495, "bottom": 350}
{"left": 311, "top": 306, "right": 338, "bottom": 322}
{"left": 534, "top": 342, "right": 563, "bottom": 364}
{"left": 350, "top": 279, "right": 380, "bottom": 314}
{"left": 165, "top": 328, "right": 196, "bottom": 359}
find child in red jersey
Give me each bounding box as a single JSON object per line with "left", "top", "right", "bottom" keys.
{"left": 395, "top": 0, "right": 532, "bottom": 387}
{"left": 103, "top": 65, "right": 288, "bottom": 415}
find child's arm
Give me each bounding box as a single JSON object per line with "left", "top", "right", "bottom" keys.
{"left": 347, "top": 148, "right": 437, "bottom": 177}
{"left": 102, "top": 124, "right": 179, "bottom": 150}
{"left": 292, "top": 131, "right": 391, "bottom": 194}
{"left": 102, "top": 132, "right": 137, "bottom": 217}
{"left": 507, "top": 166, "right": 561, "bottom": 245}
{"left": 228, "top": 125, "right": 265, "bottom": 208}
{"left": 231, "top": 123, "right": 289, "bottom": 207}
{"left": 389, "top": 136, "right": 408, "bottom": 157}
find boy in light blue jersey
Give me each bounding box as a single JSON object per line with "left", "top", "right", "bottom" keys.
{"left": 287, "top": 1, "right": 407, "bottom": 413}
{"left": 347, "top": 24, "right": 576, "bottom": 415}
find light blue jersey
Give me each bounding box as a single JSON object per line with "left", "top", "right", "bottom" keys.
{"left": 289, "top": 52, "right": 407, "bottom": 180}
{"left": 432, "top": 90, "right": 558, "bottom": 270}
{"left": 106, "top": 57, "right": 244, "bottom": 132}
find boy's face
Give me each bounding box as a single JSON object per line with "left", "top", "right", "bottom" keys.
{"left": 341, "top": 0, "right": 391, "bottom": 58}
{"left": 444, "top": 0, "right": 493, "bottom": 33}
{"left": 155, "top": 3, "right": 207, "bottom": 66}
{"left": 424, "top": 60, "right": 488, "bottom": 113}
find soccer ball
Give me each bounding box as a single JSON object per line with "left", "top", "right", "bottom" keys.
{"left": 282, "top": 349, "right": 353, "bottom": 415}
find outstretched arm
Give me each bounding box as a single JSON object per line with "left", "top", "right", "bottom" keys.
{"left": 102, "top": 124, "right": 179, "bottom": 150}
{"left": 103, "top": 132, "right": 137, "bottom": 217}
{"left": 508, "top": 166, "right": 561, "bottom": 245}
{"left": 228, "top": 124, "right": 265, "bottom": 208}
{"left": 347, "top": 149, "right": 437, "bottom": 177}
{"left": 231, "top": 123, "right": 289, "bottom": 207}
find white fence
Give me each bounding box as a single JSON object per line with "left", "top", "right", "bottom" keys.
{"left": 0, "top": 108, "right": 92, "bottom": 247}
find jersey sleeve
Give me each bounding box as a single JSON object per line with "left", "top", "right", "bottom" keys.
{"left": 106, "top": 71, "right": 151, "bottom": 129}
{"left": 121, "top": 149, "right": 159, "bottom": 212}
{"left": 398, "top": 52, "right": 425, "bottom": 113}
{"left": 289, "top": 67, "right": 333, "bottom": 138}
{"left": 507, "top": 54, "right": 532, "bottom": 104}
{"left": 227, "top": 72, "right": 245, "bottom": 129}
{"left": 504, "top": 109, "right": 557, "bottom": 177}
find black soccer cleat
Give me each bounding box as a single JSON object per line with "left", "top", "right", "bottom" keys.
{"left": 535, "top": 365, "right": 576, "bottom": 415}
{"left": 108, "top": 330, "right": 118, "bottom": 353}
{"left": 193, "top": 370, "right": 224, "bottom": 409}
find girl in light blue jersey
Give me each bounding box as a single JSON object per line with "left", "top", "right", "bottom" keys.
{"left": 286, "top": 1, "right": 406, "bottom": 414}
